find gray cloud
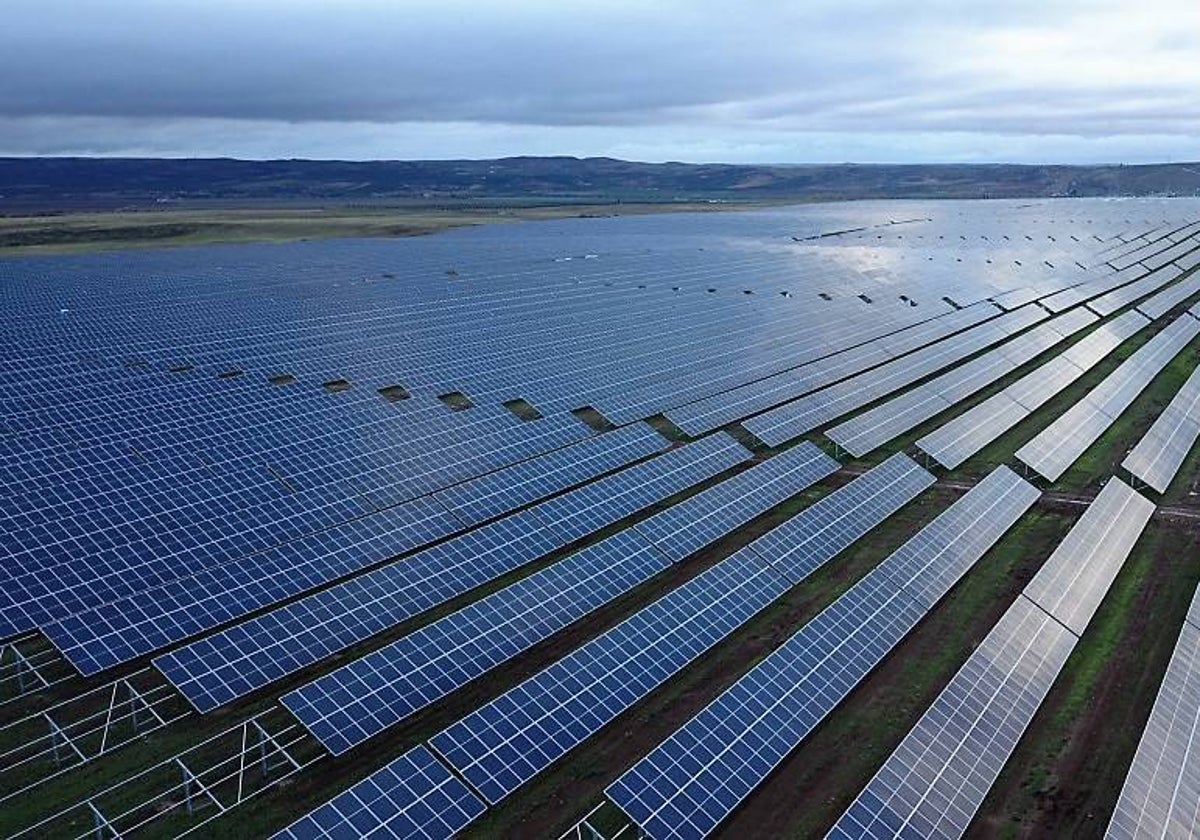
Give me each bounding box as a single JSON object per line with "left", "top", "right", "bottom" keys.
{"left": 0, "top": 0, "right": 1196, "bottom": 162}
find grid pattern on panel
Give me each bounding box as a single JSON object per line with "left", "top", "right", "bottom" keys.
{"left": 743, "top": 308, "right": 1044, "bottom": 447}
{"left": 634, "top": 442, "right": 840, "bottom": 562}
{"left": 916, "top": 393, "right": 1030, "bottom": 470}
{"left": 825, "top": 310, "right": 1101, "bottom": 458}
{"left": 45, "top": 496, "right": 463, "bottom": 676}
{"left": 1090, "top": 265, "right": 1184, "bottom": 316}
{"left": 828, "top": 598, "right": 1076, "bottom": 840}
{"left": 271, "top": 745, "right": 484, "bottom": 840}
{"left": 1122, "top": 364, "right": 1200, "bottom": 493}
{"left": 429, "top": 547, "right": 790, "bottom": 805}
{"left": 607, "top": 467, "right": 1038, "bottom": 840}
{"left": 664, "top": 305, "right": 997, "bottom": 437}
{"left": 1017, "top": 313, "right": 1200, "bottom": 482}
{"left": 749, "top": 453, "right": 935, "bottom": 583}
{"left": 427, "top": 455, "right": 934, "bottom": 805}
{"left": 0, "top": 410, "right": 592, "bottom": 640}
{"left": 1022, "top": 478, "right": 1155, "bottom": 636}
{"left": 1137, "top": 271, "right": 1200, "bottom": 320}
{"left": 283, "top": 528, "right": 668, "bottom": 756}
{"left": 915, "top": 309, "right": 1153, "bottom": 471}
{"left": 434, "top": 423, "right": 668, "bottom": 527}
{"left": 1107, "top": 619, "right": 1200, "bottom": 840}
{"left": 160, "top": 432, "right": 739, "bottom": 700}
{"left": 527, "top": 433, "right": 751, "bottom": 544}
{"left": 156, "top": 509, "right": 565, "bottom": 712}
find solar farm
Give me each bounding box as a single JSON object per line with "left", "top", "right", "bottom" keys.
{"left": 5, "top": 198, "right": 1200, "bottom": 840}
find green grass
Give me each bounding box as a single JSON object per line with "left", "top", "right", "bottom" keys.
{"left": 0, "top": 200, "right": 773, "bottom": 256}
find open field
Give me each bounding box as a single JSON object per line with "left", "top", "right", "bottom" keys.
{"left": 0, "top": 201, "right": 772, "bottom": 256}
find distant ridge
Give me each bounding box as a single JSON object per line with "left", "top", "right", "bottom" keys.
{"left": 3, "top": 156, "right": 1200, "bottom": 210}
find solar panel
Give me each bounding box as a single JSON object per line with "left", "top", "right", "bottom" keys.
{"left": 1122, "top": 364, "right": 1200, "bottom": 493}
{"left": 527, "top": 433, "right": 751, "bottom": 544}
{"left": 915, "top": 309, "right": 1153, "bottom": 470}
{"left": 282, "top": 528, "right": 669, "bottom": 756}
{"left": 157, "top": 435, "right": 741, "bottom": 710}
{"left": 155, "top": 509, "right": 566, "bottom": 712}
{"left": 1089, "top": 264, "right": 1184, "bottom": 316}
{"left": 1017, "top": 313, "right": 1200, "bottom": 482}
{"left": 916, "top": 392, "right": 1030, "bottom": 470}
{"left": 827, "top": 598, "right": 1076, "bottom": 840}
{"left": 1022, "top": 478, "right": 1155, "bottom": 635}
{"left": 271, "top": 745, "right": 484, "bottom": 840}
{"left": 427, "top": 454, "right": 933, "bottom": 804}
{"left": 634, "top": 442, "right": 840, "bottom": 562}
{"left": 665, "top": 306, "right": 996, "bottom": 436}
{"left": 747, "top": 453, "right": 935, "bottom": 583}
{"left": 827, "top": 478, "right": 1152, "bottom": 840}
{"left": 825, "top": 310, "right": 1100, "bottom": 457}
{"left": 434, "top": 423, "right": 669, "bottom": 527}
{"left": 606, "top": 467, "right": 1037, "bottom": 840}
{"left": 744, "top": 308, "right": 1041, "bottom": 447}
{"left": 1107, "top": 608, "right": 1200, "bottom": 839}
{"left": 1137, "top": 271, "right": 1200, "bottom": 320}
{"left": 41, "top": 496, "right": 464, "bottom": 676}
{"left": 1, "top": 408, "right": 593, "bottom": 637}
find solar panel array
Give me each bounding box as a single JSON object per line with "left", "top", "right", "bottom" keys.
{"left": 828, "top": 478, "right": 1154, "bottom": 840}
{"left": 1122, "top": 353, "right": 1200, "bottom": 493}
{"left": 1107, "top": 586, "right": 1200, "bottom": 840}
{"left": 433, "top": 422, "right": 669, "bottom": 527}
{"left": 427, "top": 454, "right": 933, "bottom": 805}
{"left": 154, "top": 431, "right": 738, "bottom": 710}
{"left": 917, "top": 308, "right": 1153, "bottom": 469}
{"left": 607, "top": 466, "right": 1039, "bottom": 840}
{"left": 283, "top": 527, "right": 670, "bottom": 755}
{"left": 271, "top": 744, "right": 484, "bottom": 840}
{"left": 2, "top": 409, "right": 592, "bottom": 639}
{"left": 666, "top": 304, "right": 998, "bottom": 436}
{"left": 742, "top": 306, "right": 1047, "bottom": 446}
{"left": 1016, "top": 312, "right": 1200, "bottom": 482}
{"left": 5, "top": 200, "right": 1200, "bottom": 840}
{"left": 280, "top": 442, "right": 838, "bottom": 754}
{"left": 633, "top": 442, "right": 841, "bottom": 561}
{"left": 826, "top": 307, "right": 1099, "bottom": 457}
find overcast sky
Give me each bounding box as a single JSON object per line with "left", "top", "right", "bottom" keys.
{"left": 1, "top": 0, "right": 1198, "bottom": 163}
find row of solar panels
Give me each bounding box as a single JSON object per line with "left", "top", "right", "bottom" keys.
{"left": 828, "top": 478, "right": 1155, "bottom": 840}
{"left": 819, "top": 242, "right": 1200, "bottom": 468}
{"left": 273, "top": 453, "right": 936, "bottom": 838}
{"left": 608, "top": 466, "right": 1040, "bottom": 840}
{"left": 1107, "top": 584, "right": 1200, "bottom": 839}
{"left": 1016, "top": 309, "right": 1200, "bottom": 482}
{"left": 735, "top": 237, "right": 1198, "bottom": 451}
{"left": 7, "top": 229, "right": 1171, "bottom": 667}
{"left": 7, "top": 222, "right": 1190, "bottom": 643}
{"left": 45, "top": 429, "right": 739, "bottom": 676}
{"left": 20, "top": 222, "right": 1200, "bottom": 684}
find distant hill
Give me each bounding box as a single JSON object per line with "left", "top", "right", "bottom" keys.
{"left": 3, "top": 156, "right": 1200, "bottom": 210}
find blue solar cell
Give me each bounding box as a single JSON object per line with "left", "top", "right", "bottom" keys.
{"left": 272, "top": 745, "right": 484, "bottom": 840}
{"left": 607, "top": 467, "right": 1038, "bottom": 840}
{"left": 434, "top": 423, "right": 669, "bottom": 527}
{"left": 283, "top": 528, "right": 668, "bottom": 755}
{"left": 528, "top": 433, "right": 751, "bottom": 544}
{"left": 427, "top": 455, "right": 933, "bottom": 804}
{"left": 635, "top": 442, "right": 839, "bottom": 562}
{"left": 156, "top": 434, "right": 745, "bottom": 709}
{"left": 155, "top": 509, "right": 564, "bottom": 712}
{"left": 43, "top": 496, "right": 463, "bottom": 675}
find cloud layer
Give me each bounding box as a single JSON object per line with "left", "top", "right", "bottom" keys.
{"left": 1, "top": 0, "right": 1198, "bottom": 162}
